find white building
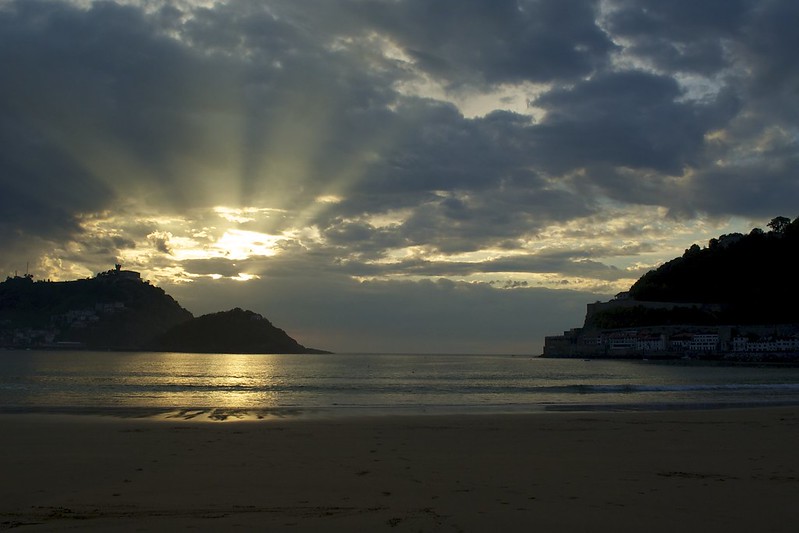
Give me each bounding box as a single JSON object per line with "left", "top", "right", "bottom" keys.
{"left": 637, "top": 334, "right": 666, "bottom": 352}
{"left": 669, "top": 333, "right": 693, "bottom": 352}
{"left": 689, "top": 333, "right": 719, "bottom": 352}
{"left": 607, "top": 330, "right": 638, "bottom": 350}
{"left": 733, "top": 335, "right": 799, "bottom": 352}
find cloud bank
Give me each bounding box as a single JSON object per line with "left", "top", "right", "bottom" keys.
{"left": 1, "top": 0, "right": 796, "bottom": 352}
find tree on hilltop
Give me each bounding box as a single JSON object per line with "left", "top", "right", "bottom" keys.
{"left": 627, "top": 216, "right": 799, "bottom": 322}
{"left": 768, "top": 216, "right": 791, "bottom": 235}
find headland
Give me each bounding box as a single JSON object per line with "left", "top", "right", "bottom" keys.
{"left": 544, "top": 216, "right": 799, "bottom": 361}
{"left": 0, "top": 264, "right": 328, "bottom": 353}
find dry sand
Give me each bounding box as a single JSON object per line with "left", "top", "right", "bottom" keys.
{"left": 1, "top": 408, "right": 798, "bottom": 531}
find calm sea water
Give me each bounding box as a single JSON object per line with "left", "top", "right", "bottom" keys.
{"left": 2, "top": 350, "right": 799, "bottom": 419}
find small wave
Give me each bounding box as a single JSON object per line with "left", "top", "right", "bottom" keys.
{"left": 50, "top": 381, "right": 799, "bottom": 399}
{"left": 574, "top": 383, "right": 799, "bottom": 394}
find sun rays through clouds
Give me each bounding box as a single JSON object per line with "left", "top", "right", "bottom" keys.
{"left": 2, "top": 0, "right": 798, "bottom": 352}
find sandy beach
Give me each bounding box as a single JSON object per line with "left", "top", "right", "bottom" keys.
{"left": 1, "top": 408, "right": 798, "bottom": 531}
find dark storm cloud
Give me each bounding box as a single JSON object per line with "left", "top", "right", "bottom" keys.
{"left": 397, "top": 186, "right": 595, "bottom": 253}
{"left": 175, "top": 237, "right": 645, "bottom": 289}
{"left": 606, "top": 0, "right": 750, "bottom": 74}
{"left": 339, "top": 256, "right": 630, "bottom": 282}
{"left": 605, "top": 0, "right": 799, "bottom": 102}
{"left": 0, "top": 101, "right": 113, "bottom": 248}
{"left": 6, "top": 0, "right": 793, "bottom": 252}
{"left": 689, "top": 159, "right": 799, "bottom": 219}
{"left": 147, "top": 232, "right": 173, "bottom": 255}
{"left": 3, "top": 0, "right": 797, "bottom": 232}
{"left": 531, "top": 70, "right": 736, "bottom": 177}
{"left": 738, "top": 0, "right": 799, "bottom": 126}
{"left": 597, "top": 0, "right": 799, "bottom": 218}
{"left": 2, "top": 0, "right": 799, "bottom": 351}
{"left": 321, "top": 220, "right": 409, "bottom": 258}
{"left": 335, "top": 249, "right": 643, "bottom": 282}
{"left": 340, "top": 0, "right": 616, "bottom": 87}
{"left": 319, "top": 179, "right": 596, "bottom": 257}
{"left": 0, "top": 0, "right": 209, "bottom": 249}
{"left": 0, "top": 0, "right": 381, "bottom": 256}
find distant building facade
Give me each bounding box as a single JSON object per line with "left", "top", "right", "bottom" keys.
{"left": 543, "top": 318, "right": 799, "bottom": 360}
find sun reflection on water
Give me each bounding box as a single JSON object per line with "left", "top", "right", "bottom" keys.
{"left": 162, "top": 353, "right": 285, "bottom": 409}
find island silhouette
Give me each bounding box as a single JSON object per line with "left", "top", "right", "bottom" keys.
{"left": 0, "top": 264, "right": 328, "bottom": 353}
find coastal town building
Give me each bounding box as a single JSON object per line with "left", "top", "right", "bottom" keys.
{"left": 689, "top": 333, "right": 719, "bottom": 352}
{"left": 607, "top": 330, "right": 637, "bottom": 351}
{"left": 543, "top": 294, "right": 799, "bottom": 360}
{"left": 731, "top": 335, "right": 799, "bottom": 353}
{"left": 1, "top": 266, "right": 142, "bottom": 349}
{"left": 669, "top": 333, "right": 693, "bottom": 352}
{"left": 637, "top": 334, "right": 666, "bottom": 352}
{"left": 544, "top": 323, "right": 799, "bottom": 360}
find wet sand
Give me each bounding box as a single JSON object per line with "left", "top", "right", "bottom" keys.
{"left": 1, "top": 408, "right": 798, "bottom": 531}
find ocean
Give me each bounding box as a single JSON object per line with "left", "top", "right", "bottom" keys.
{"left": 2, "top": 350, "right": 799, "bottom": 420}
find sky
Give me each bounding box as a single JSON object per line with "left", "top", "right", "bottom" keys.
{"left": 2, "top": 0, "right": 797, "bottom": 354}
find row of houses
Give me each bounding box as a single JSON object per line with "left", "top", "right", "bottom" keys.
{"left": 52, "top": 302, "right": 126, "bottom": 328}
{"left": 0, "top": 327, "right": 56, "bottom": 346}
{"left": 572, "top": 330, "right": 724, "bottom": 354}
{"left": 732, "top": 336, "right": 799, "bottom": 353}
{"left": 1, "top": 301, "right": 128, "bottom": 348}
{"left": 544, "top": 327, "right": 799, "bottom": 358}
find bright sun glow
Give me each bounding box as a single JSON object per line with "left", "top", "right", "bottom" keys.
{"left": 213, "top": 206, "right": 286, "bottom": 224}
{"left": 214, "top": 229, "right": 286, "bottom": 260}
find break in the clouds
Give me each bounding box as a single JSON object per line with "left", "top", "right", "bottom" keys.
{"left": 1, "top": 0, "right": 797, "bottom": 353}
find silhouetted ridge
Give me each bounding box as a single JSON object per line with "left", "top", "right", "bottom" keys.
{"left": 154, "top": 308, "right": 328, "bottom": 354}
{"left": 0, "top": 268, "right": 192, "bottom": 349}
{"left": 626, "top": 216, "right": 799, "bottom": 323}
{"left": 543, "top": 217, "right": 799, "bottom": 359}
{"left": 1, "top": 268, "right": 329, "bottom": 353}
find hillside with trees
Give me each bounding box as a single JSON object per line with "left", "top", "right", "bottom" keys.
{"left": 609, "top": 216, "right": 799, "bottom": 326}
{"left": 154, "top": 308, "right": 328, "bottom": 354}
{"left": 544, "top": 217, "right": 799, "bottom": 359}
{"left": 0, "top": 267, "right": 192, "bottom": 349}
{"left": 0, "top": 266, "right": 327, "bottom": 353}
